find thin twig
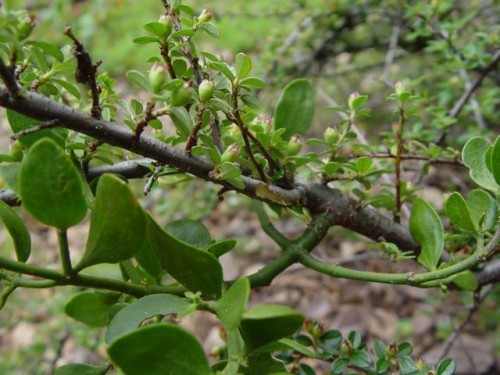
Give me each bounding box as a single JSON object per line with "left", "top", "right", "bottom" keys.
{"left": 0, "top": 57, "right": 20, "bottom": 99}
{"left": 11, "top": 119, "right": 60, "bottom": 140}
{"left": 133, "top": 101, "right": 156, "bottom": 142}
{"left": 209, "top": 115, "right": 223, "bottom": 152}
{"left": 64, "top": 27, "right": 102, "bottom": 119}
{"left": 185, "top": 103, "right": 205, "bottom": 153}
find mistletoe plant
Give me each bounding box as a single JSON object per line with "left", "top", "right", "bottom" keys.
{"left": 0, "top": 1, "right": 498, "bottom": 374}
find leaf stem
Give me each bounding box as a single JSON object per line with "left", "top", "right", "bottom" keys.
{"left": 57, "top": 229, "right": 73, "bottom": 277}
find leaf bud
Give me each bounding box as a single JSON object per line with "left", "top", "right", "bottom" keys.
{"left": 220, "top": 144, "right": 240, "bottom": 164}
{"left": 170, "top": 83, "right": 192, "bottom": 107}
{"left": 198, "top": 9, "right": 213, "bottom": 24}
{"left": 198, "top": 79, "right": 215, "bottom": 102}
{"left": 348, "top": 91, "right": 360, "bottom": 111}
{"left": 148, "top": 63, "right": 166, "bottom": 93}
{"left": 286, "top": 134, "right": 302, "bottom": 156}
{"left": 323, "top": 127, "right": 339, "bottom": 146}
{"left": 394, "top": 81, "right": 406, "bottom": 95}
{"left": 17, "top": 13, "right": 35, "bottom": 40}
{"left": 158, "top": 15, "right": 173, "bottom": 37}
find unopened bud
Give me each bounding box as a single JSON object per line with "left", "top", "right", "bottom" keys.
{"left": 158, "top": 15, "right": 173, "bottom": 38}
{"left": 198, "top": 79, "right": 215, "bottom": 102}
{"left": 198, "top": 9, "right": 213, "bottom": 24}
{"left": 323, "top": 127, "right": 339, "bottom": 146}
{"left": 286, "top": 134, "right": 302, "bottom": 156}
{"left": 394, "top": 81, "right": 406, "bottom": 95}
{"left": 348, "top": 91, "right": 360, "bottom": 111}
{"left": 148, "top": 63, "right": 166, "bottom": 93}
{"left": 220, "top": 144, "right": 240, "bottom": 164}
{"left": 17, "top": 13, "right": 35, "bottom": 40}
{"left": 170, "top": 83, "right": 192, "bottom": 107}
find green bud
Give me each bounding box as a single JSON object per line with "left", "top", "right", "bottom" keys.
{"left": 158, "top": 15, "right": 173, "bottom": 37}
{"left": 348, "top": 91, "right": 360, "bottom": 111}
{"left": 394, "top": 81, "right": 406, "bottom": 95}
{"left": 17, "top": 13, "right": 35, "bottom": 40}
{"left": 286, "top": 134, "right": 302, "bottom": 156}
{"left": 220, "top": 144, "right": 240, "bottom": 164}
{"left": 170, "top": 83, "right": 192, "bottom": 107}
{"left": 323, "top": 127, "right": 339, "bottom": 146}
{"left": 198, "top": 9, "right": 213, "bottom": 24}
{"left": 198, "top": 79, "right": 215, "bottom": 102}
{"left": 148, "top": 64, "right": 166, "bottom": 93}
{"left": 10, "top": 140, "right": 23, "bottom": 162}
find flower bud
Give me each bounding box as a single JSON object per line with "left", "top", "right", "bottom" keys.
{"left": 323, "top": 127, "right": 339, "bottom": 146}
{"left": 148, "top": 63, "right": 166, "bottom": 93}
{"left": 286, "top": 134, "right": 302, "bottom": 156}
{"left": 10, "top": 140, "right": 23, "bottom": 161}
{"left": 158, "top": 15, "right": 173, "bottom": 38}
{"left": 17, "top": 13, "right": 35, "bottom": 40}
{"left": 170, "top": 83, "right": 192, "bottom": 107}
{"left": 198, "top": 79, "right": 215, "bottom": 102}
{"left": 394, "top": 81, "right": 406, "bottom": 95}
{"left": 348, "top": 91, "right": 360, "bottom": 111}
{"left": 198, "top": 9, "right": 213, "bottom": 24}
{"left": 220, "top": 143, "right": 240, "bottom": 164}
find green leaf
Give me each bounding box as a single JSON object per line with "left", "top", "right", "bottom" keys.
{"left": 0, "top": 163, "right": 20, "bottom": 193}
{"left": 75, "top": 174, "right": 146, "bottom": 271}
{"left": 170, "top": 107, "right": 192, "bottom": 137}
{"left": 106, "top": 294, "right": 191, "bottom": 343}
{"left": 330, "top": 358, "right": 349, "bottom": 374}
{"left": 208, "top": 239, "right": 237, "bottom": 258}
{"left": 0, "top": 200, "right": 31, "bottom": 262}
{"left": 273, "top": 78, "right": 315, "bottom": 140}
{"left": 19, "top": 139, "right": 88, "bottom": 229}
{"left": 240, "top": 304, "right": 304, "bottom": 352}
{"left": 491, "top": 136, "right": 500, "bottom": 185}
{"left": 200, "top": 22, "right": 219, "bottom": 38}
{"left": 355, "top": 156, "right": 372, "bottom": 174}
{"left": 350, "top": 350, "right": 371, "bottom": 368}
{"left": 436, "top": 358, "right": 456, "bottom": 375}
{"left": 108, "top": 324, "right": 211, "bottom": 375}
{"left": 166, "top": 219, "right": 212, "bottom": 249}
{"left": 452, "top": 270, "right": 478, "bottom": 291}
{"left": 445, "top": 192, "right": 476, "bottom": 233}
{"left": 239, "top": 77, "right": 266, "bottom": 89}
{"left": 51, "top": 78, "right": 81, "bottom": 99}
{"left": 235, "top": 53, "right": 252, "bottom": 79}
{"left": 254, "top": 338, "right": 316, "bottom": 357}
{"left": 133, "top": 35, "right": 158, "bottom": 44}
{"left": 54, "top": 364, "right": 108, "bottom": 375}
{"left": 146, "top": 214, "right": 223, "bottom": 300}
{"left": 240, "top": 352, "right": 287, "bottom": 375}
{"left": 64, "top": 292, "right": 112, "bottom": 327}
{"left": 209, "top": 61, "right": 235, "bottom": 81}
{"left": 216, "top": 277, "right": 250, "bottom": 329}
{"left": 7, "top": 110, "right": 66, "bottom": 148}
{"left": 462, "top": 137, "right": 499, "bottom": 193}
{"left": 467, "top": 189, "right": 497, "bottom": 230}
{"left": 135, "top": 236, "right": 163, "bottom": 279}
{"left": 126, "top": 70, "right": 150, "bottom": 91}
{"left": 143, "top": 21, "right": 169, "bottom": 38}
{"left": 409, "top": 198, "right": 444, "bottom": 271}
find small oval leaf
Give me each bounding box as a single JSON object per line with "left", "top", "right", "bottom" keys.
{"left": 216, "top": 277, "right": 250, "bottom": 329}
{"left": 108, "top": 324, "right": 211, "bottom": 375}
{"left": 445, "top": 192, "right": 476, "bottom": 233}
{"left": 106, "top": 294, "right": 191, "bottom": 343}
{"left": 75, "top": 174, "right": 146, "bottom": 271}
{"left": 64, "top": 291, "right": 113, "bottom": 327}
{"left": 0, "top": 200, "right": 31, "bottom": 261}
{"left": 273, "top": 78, "right": 315, "bottom": 140}
{"left": 54, "top": 363, "right": 108, "bottom": 375}
{"left": 463, "top": 137, "right": 499, "bottom": 193}
{"left": 19, "top": 139, "right": 88, "bottom": 229}
{"left": 409, "top": 198, "right": 444, "bottom": 271}
{"left": 146, "top": 214, "right": 223, "bottom": 300}
{"left": 240, "top": 304, "right": 304, "bottom": 352}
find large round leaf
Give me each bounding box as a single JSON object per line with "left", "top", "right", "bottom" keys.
{"left": 106, "top": 294, "right": 191, "bottom": 343}
{"left": 146, "top": 214, "right": 223, "bottom": 300}
{"left": 273, "top": 78, "right": 315, "bottom": 140}
{"left": 108, "top": 324, "right": 211, "bottom": 375}
{"left": 240, "top": 304, "right": 304, "bottom": 352}
{"left": 75, "top": 174, "right": 145, "bottom": 271}
{"left": 19, "top": 139, "right": 88, "bottom": 229}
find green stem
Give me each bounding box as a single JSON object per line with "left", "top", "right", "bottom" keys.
{"left": 0, "top": 256, "right": 185, "bottom": 298}
{"left": 57, "top": 229, "right": 72, "bottom": 277}
{"left": 252, "top": 201, "right": 289, "bottom": 249}
{"left": 299, "top": 223, "right": 500, "bottom": 287}
{"left": 0, "top": 270, "right": 58, "bottom": 288}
